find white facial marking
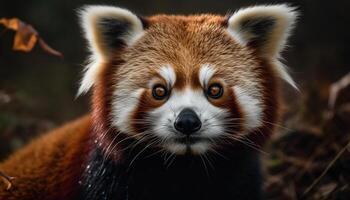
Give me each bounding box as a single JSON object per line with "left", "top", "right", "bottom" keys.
{"left": 158, "top": 65, "right": 176, "bottom": 87}
{"left": 112, "top": 88, "right": 144, "bottom": 133}
{"left": 110, "top": 64, "right": 265, "bottom": 155}
{"left": 233, "top": 86, "right": 263, "bottom": 131}
{"left": 167, "top": 143, "right": 186, "bottom": 155}
{"left": 191, "top": 142, "right": 211, "bottom": 154}
{"left": 199, "top": 64, "right": 216, "bottom": 87}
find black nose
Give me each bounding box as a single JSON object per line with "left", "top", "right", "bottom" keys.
{"left": 174, "top": 108, "right": 202, "bottom": 135}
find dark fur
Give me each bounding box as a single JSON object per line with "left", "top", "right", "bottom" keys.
{"left": 79, "top": 141, "right": 263, "bottom": 200}
{"left": 99, "top": 18, "right": 130, "bottom": 48}
{"left": 241, "top": 17, "right": 276, "bottom": 48}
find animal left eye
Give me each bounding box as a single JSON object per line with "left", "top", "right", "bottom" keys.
{"left": 207, "top": 84, "right": 223, "bottom": 99}
{"left": 152, "top": 84, "right": 168, "bottom": 100}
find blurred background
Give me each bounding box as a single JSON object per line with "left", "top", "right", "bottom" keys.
{"left": 1, "top": 0, "right": 349, "bottom": 199}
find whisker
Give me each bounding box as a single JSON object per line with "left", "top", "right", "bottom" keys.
{"left": 165, "top": 153, "right": 177, "bottom": 169}
{"left": 199, "top": 155, "right": 210, "bottom": 178}
{"left": 127, "top": 139, "right": 159, "bottom": 170}
{"left": 221, "top": 133, "right": 269, "bottom": 156}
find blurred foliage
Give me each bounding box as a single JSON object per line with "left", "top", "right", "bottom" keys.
{"left": 0, "top": 18, "right": 62, "bottom": 56}
{"left": 264, "top": 73, "right": 350, "bottom": 199}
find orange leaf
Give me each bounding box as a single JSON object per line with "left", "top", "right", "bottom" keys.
{"left": 0, "top": 18, "right": 63, "bottom": 57}
{"left": 0, "top": 171, "right": 14, "bottom": 191}
{"left": 0, "top": 18, "right": 20, "bottom": 30}
{"left": 13, "top": 24, "right": 38, "bottom": 52}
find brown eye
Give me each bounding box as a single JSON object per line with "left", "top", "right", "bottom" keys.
{"left": 152, "top": 84, "right": 168, "bottom": 100}
{"left": 207, "top": 84, "right": 223, "bottom": 99}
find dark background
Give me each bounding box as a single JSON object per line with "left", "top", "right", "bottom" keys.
{"left": 1, "top": 1, "right": 350, "bottom": 199}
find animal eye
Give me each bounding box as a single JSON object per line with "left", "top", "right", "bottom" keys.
{"left": 152, "top": 84, "right": 168, "bottom": 100}
{"left": 207, "top": 84, "right": 223, "bottom": 99}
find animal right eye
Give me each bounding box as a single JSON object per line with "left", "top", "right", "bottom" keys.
{"left": 152, "top": 84, "right": 168, "bottom": 100}
{"left": 207, "top": 83, "right": 224, "bottom": 99}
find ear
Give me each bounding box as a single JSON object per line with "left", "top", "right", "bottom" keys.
{"left": 227, "top": 4, "right": 298, "bottom": 88}
{"left": 78, "top": 6, "right": 145, "bottom": 95}
{"left": 228, "top": 4, "right": 297, "bottom": 58}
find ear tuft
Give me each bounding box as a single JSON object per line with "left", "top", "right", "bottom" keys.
{"left": 228, "top": 4, "right": 298, "bottom": 58}
{"left": 77, "top": 6, "right": 145, "bottom": 95}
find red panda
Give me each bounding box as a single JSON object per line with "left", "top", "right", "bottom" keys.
{"left": 0, "top": 4, "right": 298, "bottom": 200}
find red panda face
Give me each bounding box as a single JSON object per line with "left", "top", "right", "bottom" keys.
{"left": 79, "top": 5, "right": 298, "bottom": 155}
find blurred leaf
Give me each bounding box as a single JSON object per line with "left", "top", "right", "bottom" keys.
{"left": 38, "top": 38, "right": 63, "bottom": 57}
{"left": 329, "top": 72, "right": 350, "bottom": 112}
{"left": 0, "top": 18, "right": 19, "bottom": 30}
{"left": 0, "top": 171, "right": 14, "bottom": 190}
{"left": 0, "top": 18, "right": 62, "bottom": 57}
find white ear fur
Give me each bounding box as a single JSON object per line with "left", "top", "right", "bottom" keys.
{"left": 78, "top": 6, "right": 144, "bottom": 95}
{"left": 228, "top": 4, "right": 298, "bottom": 89}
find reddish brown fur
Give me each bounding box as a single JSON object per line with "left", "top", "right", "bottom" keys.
{"left": 247, "top": 59, "right": 280, "bottom": 146}
{"left": 0, "top": 116, "right": 91, "bottom": 199}
{"left": 0, "top": 13, "right": 283, "bottom": 199}
{"left": 115, "top": 14, "right": 276, "bottom": 143}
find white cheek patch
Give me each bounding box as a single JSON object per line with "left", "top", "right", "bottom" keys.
{"left": 111, "top": 88, "right": 144, "bottom": 133}
{"left": 233, "top": 86, "right": 263, "bottom": 131}
{"left": 199, "top": 64, "right": 216, "bottom": 87}
{"left": 158, "top": 65, "right": 176, "bottom": 87}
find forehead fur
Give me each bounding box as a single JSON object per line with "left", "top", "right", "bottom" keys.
{"left": 115, "top": 14, "right": 262, "bottom": 90}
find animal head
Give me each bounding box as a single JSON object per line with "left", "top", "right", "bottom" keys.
{"left": 79, "top": 5, "right": 298, "bottom": 155}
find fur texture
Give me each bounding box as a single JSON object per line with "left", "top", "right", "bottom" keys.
{"left": 0, "top": 116, "right": 91, "bottom": 199}
{"left": 79, "top": 143, "right": 263, "bottom": 200}
{"left": 0, "top": 4, "right": 298, "bottom": 200}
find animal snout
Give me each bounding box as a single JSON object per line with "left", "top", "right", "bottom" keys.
{"left": 174, "top": 108, "right": 201, "bottom": 135}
